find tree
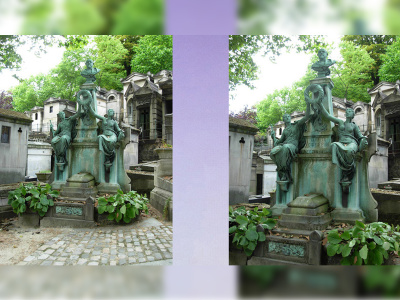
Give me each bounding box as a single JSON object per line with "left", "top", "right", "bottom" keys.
{"left": 131, "top": 35, "right": 172, "bottom": 74}
{"left": 229, "top": 35, "right": 328, "bottom": 91}
{"left": 115, "top": 35, "right": 143, "bottom": 75}
{"left": 0, "top": 91, "right": 13, "bottom": 109}
{"left": 378, "top": 37, "right": 400, "bottom": 83}
{"left": 331, "top": 41, "right": 375, "bottom": 102}
{"left": 93, "top": 35, "right": 128, "bottom": 90}
{"left": 341, "top": 35, "right": 395, "bottom": 85}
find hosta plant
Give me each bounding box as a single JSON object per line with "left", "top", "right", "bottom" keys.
{"left": 97, "top": 190, "right": 149, "bottom": 223}
{"left": 8, "top": 183, "right": 59, "bottom": 217}
{"left": 326, "top": 221, "right": 400, "bottom": 265}
{"left": 229, "top": 206, "right": 277, "bottom": 256}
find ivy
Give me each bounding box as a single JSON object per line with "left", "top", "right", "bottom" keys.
{"left": 97, "top": 190, "right": 148, "bottom": 224}
{"left": 229, "top": 206, "right": 277, "bottom": 256}
{"left": 326, "top": 221, "right": 400, "bottom": 265}
{"left": 8, "top": 183, "right": 59, "bottom": 217}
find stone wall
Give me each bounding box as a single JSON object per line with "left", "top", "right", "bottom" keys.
{"left": 138, "top": 139, "right": 163, "bottom": 163}
{"left": 26, "top": 141, "right": 52, "bottom": 178}
{"left": 123, "top": 126, "right": 140, "bottom": 169}
{"left": 0, "top": 112, "right": 32, "bottom": 184}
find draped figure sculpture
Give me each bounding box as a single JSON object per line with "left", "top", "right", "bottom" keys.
{"left": 88, "top": 106, "right": 125, "bottom": 165}
{"left": 269, "top": 102, "right": 311, "bottom": 182}
{"left": 50, "top": 106, "right": 81, "bottom": 164}
{"left": 319, "top": 104, "right": 368, "bottom": 182}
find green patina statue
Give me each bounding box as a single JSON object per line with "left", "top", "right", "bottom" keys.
{"left": 50, "top": 107, "right": 81, "bottom": 164}
{"left": 81, "top": 59, "right": 100, "bottom": 84}
{"left": 319, "top": 104, "right": 368, "bottom": 182}
{"left": 88, "top": 106, "right": 125, "bottom": 165}
{"left": 311, "top": 49, "right": 336, "bottom": 78}
{"left": 269, "top": 102, "right": 311, "bottom": 182}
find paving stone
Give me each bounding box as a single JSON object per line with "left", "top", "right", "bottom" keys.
{"left": 88, "top": 262, "right": 99, "bottom": 266}
{"left": 24, "top": 256, "right": 36, "bottom": 262}
{"left": 40, "top": 260, "right": 53, "bottom": 266}
{"left": 54, "top": 262, "right": 65, "bottom": 266}
{"left": 38, "top": 254, "right": 49, "bottom": 260}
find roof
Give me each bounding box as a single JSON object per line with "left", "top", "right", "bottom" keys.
{"left": 0, "top": 108, "right": 32, "bottom": 122}
{"left": 229, "top": 116, "right": 258, "bottom": 130}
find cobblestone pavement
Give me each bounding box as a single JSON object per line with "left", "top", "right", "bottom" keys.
{"left": 16, "top": 222, "right": 173, "bottom": 266}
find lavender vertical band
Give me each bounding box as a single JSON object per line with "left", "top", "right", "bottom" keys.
{"left": 166, "top": 0, "right": 236, "bottom": 34}
{"left": 173, "top": 35, "right": 229, "bottom": 265}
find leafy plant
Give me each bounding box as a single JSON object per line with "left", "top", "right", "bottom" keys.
{"left": 8, "top": 183, "right": 59, "bottom": 217}
{"left": 229, "top": 206, "right": 277, "bottom": 256}
{"left": 97, "top": 190, "right": 149, "bottom": 223}
{"left": 326, "top": 221, "right": 400, "bottom": 265}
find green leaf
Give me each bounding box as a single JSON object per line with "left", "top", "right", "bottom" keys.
{"left": 382, "top": 241, "right": 391, "bottom": 251}
{"left": 245, "top": 229, "right": 258, "bottom": 241}
{"left": 352, "top": 226, "right": 362, "bottom": 237}
{"left": 247, "top": 241, "right": 256, "bottom": 251}
{"left": 359, "top": 245, "right": 368, "bottom": 260}
{"left": 258, "top": 231, "right": 266, "bottom": 242}
{"left": 368, "top": 242, "right": 376, "bottom": 250}
{"left": 327, "top": 231, "right": 342, "bottom": 244}
{"left": 341, "top": 256, "right": 353, "bottom": 265}
{"left": 355, "top": 220, "right": 365, "bottom": 229}
{"left": 349, "top": 239, "right": 357, "bottom": 248}
{"left": 355, "top": 253, "right": 363, "bottom": 266}
{"left": 341, "top": 231, "right": 351, "bottom": 240}
{"left": 229, "top": 226, "right": 237, "bottom": 234}
{"left": 240, "top": 237, "right": 248, "bottom": 246}
{"left": 373, "top": 236, "right": 383, "bottom": 245}
{"left": 107, "top": 213, "right": 115, "bottom": 220}
{"left": 341, "top": 244, "right": 352, "bottom": 257}
{"left": 327, "top": 244, "right": 340, "bottom": 256}
{"left": 98, "top": 206, "right": 107, "bottom": 214}
{"left": 120, "top": 205, "right": 126, "bottom": 215}
{"left": 232, "top": 233, "right": 240, "bottom": 244}
{"left": 107, "top": 205, "right": 115, "bottom": 213}
{"left": 40, "top": 197, "right": 49, "bottom": 206}
{"left": 244, "top": 248, "right": 253, "bottom": 256}
{"left": 123, "top": 215, "right": 131, "bottom": 223}
{"left": 262, "top": 219, "right": 276, "bottom": 230}
{"left": 236, "top": 215, "right": 248, "bottom": 225}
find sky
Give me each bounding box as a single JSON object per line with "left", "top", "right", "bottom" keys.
{"left": 229, "top": 36, "right": 343, "bottom": 114}
{"left": 0, "top": 41, "right": 65, "bottom": 91}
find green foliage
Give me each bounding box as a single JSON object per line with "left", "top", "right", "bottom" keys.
{"left": 131, "top": 35, "right": 172, "bottom": 74}
{"left": 97, "top": 190, "right": 149, "bottom": 223}
{"left": 379, "top": 37, "right": 400, "bottom": 83}
{"left": 8, "top": 183, "right": 59, "bottom": 217}
{"left": 229, "top": 206, "right": 277, "bottom": 256}
{"left": 326, "top": 221, "right": 400, "bottom": 265}
{"left": 331, "top": 41, "right": 375, "bottom": 103}
{"left": 93, "top": 35, "right": 128, "bottom": 90}
{"left": 256, "top": 68, "right": 314, "bottom": 131}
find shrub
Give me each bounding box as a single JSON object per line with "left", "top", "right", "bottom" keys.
{"left": 326, "top": 221, "right": 400, "bottom": 265}
{"left": 229, "top": 206, "right": 277, "bottom": 256}
{"left": 97, "top": 190, "right": 149, "bottom": 223}
{"left": 8, "top": 183, "right": 59, "bottom": 217}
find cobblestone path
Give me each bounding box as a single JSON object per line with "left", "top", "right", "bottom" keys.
{"left": 17, "top": 224, "right": 173, "bottom": 266}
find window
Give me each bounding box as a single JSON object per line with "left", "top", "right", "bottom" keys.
{"left": 1, "top": 126, "right": 10, "bottom": 143}
{"left": 279, "top": 128, "right": 282, "bottom": 135}
{"left": 50, "top": 106, "right": 53, "bottom": 113}
{"left": 355, "top": 107, "right": 362, "bottom": 114}
{"left": 35, "top": 113, "right": 38, "bottom": 120}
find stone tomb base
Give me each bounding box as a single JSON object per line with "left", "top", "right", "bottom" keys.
{"left": 248, "top": 194, "right": 332, "bottom": 265}
{"left": 41, "top": 196, "right": 95, "bottom": 228}
{"left": 279, "top": 194, "right": 332, "bottom": 231}
{"left": 248, "top": 229, "right": 324, "bottom": 265}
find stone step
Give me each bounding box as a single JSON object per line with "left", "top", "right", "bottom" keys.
{"left": 60, "top": 187, "right": 97, "bottom": 199}
{"left": 56, "top": 196, "right": 91, "bottom": 203}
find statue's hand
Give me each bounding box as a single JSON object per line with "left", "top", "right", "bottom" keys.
{"left": 359, "top": 138, "right": 368, "bottom": 151}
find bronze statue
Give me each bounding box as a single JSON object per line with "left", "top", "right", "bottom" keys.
{"left": 311, "top": 49, "right": 336, "bottom": 78}
{"left": 50, "top": 107, "right": 81, "bottom": 164}
{"left": 81, "top": 59, "right": 100, "bottom": 84}
{"left": 319, "top": 105, "right": 368, "bottom": 182}
{"left": 269, "top": 103, "right": 311, "bottom": 182}
{"left": 88, "top": 106, "right": 125, "bottom": 165}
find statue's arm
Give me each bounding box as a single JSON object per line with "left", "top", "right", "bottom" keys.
{"left": 88, "top": 104, "right": 105, "bottom": 121}
{"left": 354, "top": 123, "right": 368, "bottom": 151}
{"left": 70, "top": 104, "right": 82, "bottom": 121}
{"left": 319, "top": 102, "right": 342, "bottom": 125}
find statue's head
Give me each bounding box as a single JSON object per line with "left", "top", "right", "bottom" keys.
{"left": 58, "top": 111, "right": 65, "bottom": 120}
{"left": 345, "top": 108, "right": 355, "bottom": 119}
{"left": 317, "top": 49, "right": 328, "bottom": 60}
{"left": 108, "top": 109, "right": 114, "bottom": 118}
{"left": 283, "top": 113, "right": 291, "bottom": 123}
{"left": 85, "top": 59, "right": 94, "bottom": 68}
